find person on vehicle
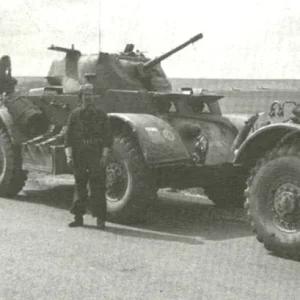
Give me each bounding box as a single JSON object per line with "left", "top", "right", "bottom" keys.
{"left": 64, "top": 84, "right": 113, "bottom": 229}
{"left": 0, "top": 56, "right": 18, "bottom": 96}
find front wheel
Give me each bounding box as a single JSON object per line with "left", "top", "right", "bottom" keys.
{"left": 105, "top": 135, "right": 157, "bottom": 224}
{"left": 245, "top": 142, "right": 300, "bottom": 260}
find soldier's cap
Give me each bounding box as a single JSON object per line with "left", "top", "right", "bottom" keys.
{"left": 79, "top": 84, "right": 94, "bottom": 95}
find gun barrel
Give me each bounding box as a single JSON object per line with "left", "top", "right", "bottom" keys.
{"left": 143, "top": 33, "right": 203, "bottom": 70}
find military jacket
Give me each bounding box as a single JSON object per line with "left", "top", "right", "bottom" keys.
{"left": 65, "top": 106, "right": 113, "bottom": 150}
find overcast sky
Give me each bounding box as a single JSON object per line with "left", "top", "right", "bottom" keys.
{"left": 1, "top": 0, "right": 300, "bottom": 78}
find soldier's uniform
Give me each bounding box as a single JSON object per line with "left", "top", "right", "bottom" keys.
{"left": 65, "top": 84, "right": 113, "bottom": 228}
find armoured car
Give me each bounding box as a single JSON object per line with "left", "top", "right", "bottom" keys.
{"left": 0, "top": 33, "right": 252, "bottom": 224}
{"left": 233, "top": 100, "right": 300, "bottom": 259}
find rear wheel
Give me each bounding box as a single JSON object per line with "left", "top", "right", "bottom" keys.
{"left": 245, "top": 142, "right": 300, "bottom": 260}
{"left": 0, "top": 127, "right": 27, "bottom": 197}
{"left": 105, "top": 135, "right": 157, "bottom": 224}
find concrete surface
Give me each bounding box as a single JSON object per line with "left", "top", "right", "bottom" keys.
{"left": 0, "top": 175, "right": 300, "bottom": 300}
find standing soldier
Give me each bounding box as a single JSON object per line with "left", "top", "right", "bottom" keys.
{"left": 64, "top": 84, "right": 113, "bottom": 229}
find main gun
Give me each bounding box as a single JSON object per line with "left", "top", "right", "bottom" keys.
{"left": 143, "top": 33, "right": 203, "bottom": 71}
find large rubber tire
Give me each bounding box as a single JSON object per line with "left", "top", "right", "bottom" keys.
{"left": 245, "top": 141, "right": 300, "bottom": 260}
{"left": 204, "top": 166, "right": 247, "bottom": 208}
{"left": 0, "top": 127, "right": 27, "bottom": 197}
{"left": 106, "top": 135, "right": 157, "bottom": 224}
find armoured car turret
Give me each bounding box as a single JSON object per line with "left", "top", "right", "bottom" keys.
{"left": 42, "top": 33, "right": 203, "bottom": 96}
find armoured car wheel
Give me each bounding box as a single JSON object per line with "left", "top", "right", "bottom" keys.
{"left": 0, "top": 127, "right": 27, "bottom": 197}
{"left": 245, "top": 142, "right": 300, "bottom": 260}
{"left": 204, "top": 166, "right": 247, "bottom": 208}
{"left": 105, "top": 135, "right": 157, "bottom": 224}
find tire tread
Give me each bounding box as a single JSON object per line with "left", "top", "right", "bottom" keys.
{"left": 107, "top": 135, "right": 156, "bottom": 224}
{"left": 0, "top": 127, "right": 27, "bottom": 197}
{"left": 245, "top": 140, "right": 300, "bottom": 260}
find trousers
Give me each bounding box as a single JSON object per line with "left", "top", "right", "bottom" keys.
{"left": 70, "top": 147, "right": 107, "bottom": 219}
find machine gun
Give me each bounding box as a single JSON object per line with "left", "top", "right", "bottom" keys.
{"left": 48, "top": 44, "right": 81, "bottom": 56}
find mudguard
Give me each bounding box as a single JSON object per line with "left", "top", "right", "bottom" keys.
{"left": 234, "top": 122, "right": 300, "bottom": 165}
{"left": 167, "top": 114, "right": 238, "bottom": 165}
{"left": 0, "top": 107, "right": 26, "bottom": 145}
{"left": 109, "top": 113, "right": 192, "bottom": 166}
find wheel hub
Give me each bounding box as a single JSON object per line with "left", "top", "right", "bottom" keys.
{"left": 105, "top": 161, "right": 127, "bottom": 202}
{"left": 272, "top": 183, "right": 300, "bottom": 231}
{"left": 274, "top": 188, "right": 297, "bottom": 216}
{"left": 106, "top": 163, "right": 123, "bottom": 188}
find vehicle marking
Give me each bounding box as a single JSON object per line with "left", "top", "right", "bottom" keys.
{"left": 162, "top": 129, "right": 175, "bottom": 142}
{"left": 145, "top": 127, "right": 165, "bottom": 143}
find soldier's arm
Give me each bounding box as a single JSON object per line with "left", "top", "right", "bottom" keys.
{"left": 64, "top": 111, "right": 76, "bottom": 159}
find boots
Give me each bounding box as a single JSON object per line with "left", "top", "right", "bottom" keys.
{"left": 68, "top": 215, "right": 105, "bottom": 229}
{"left": 68, "top": 215, "right": 84, "bottom": 227}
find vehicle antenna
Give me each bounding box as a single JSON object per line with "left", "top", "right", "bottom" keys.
{"left": 99, "top": 0, "right": 101, "bottom": 53}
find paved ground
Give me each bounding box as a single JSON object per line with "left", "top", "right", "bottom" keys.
{"left": 1, "top": 175, "right": 300, "bottom": 300}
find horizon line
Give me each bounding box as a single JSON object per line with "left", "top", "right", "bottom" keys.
{"left": 14, "top": 76, "right": 300, "bottom": 81}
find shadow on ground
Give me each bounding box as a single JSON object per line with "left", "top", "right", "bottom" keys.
{"left": 268, "top": 251, "right": 300, "bottom": 262}
{"left": 83, "top": 224, "right": 205, "bottom": 245}
{"left": 17, "top": 183, "right": 74, "bottom": 210}
{"left": 143, "top": 197, "right": 252, "bottom": 241}
{"left": 15, "top": 180, "right": 253, "bottom": 243}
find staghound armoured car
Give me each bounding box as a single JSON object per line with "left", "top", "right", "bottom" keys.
{"left": 0, "top": 33, "right": 255, "bottom": 224}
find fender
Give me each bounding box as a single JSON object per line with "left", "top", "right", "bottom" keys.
{"left": 0, "top": 107, "right": 27, "bottom": 145}
{"left": 234, "top": 122, "right": 300, "bottom": 166}
{"left": 166, "top": 114, "right": 238, "bottom": 165}
{"left": 108, "top": 113, "right": 192, "bottom": 167}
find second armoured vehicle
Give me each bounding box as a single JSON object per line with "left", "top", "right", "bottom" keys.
{"left": 233, "top": 100, "right": 300, "bottom": 260}
{"left": 0, "top": 33, "right": 254, "bottom": 224}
